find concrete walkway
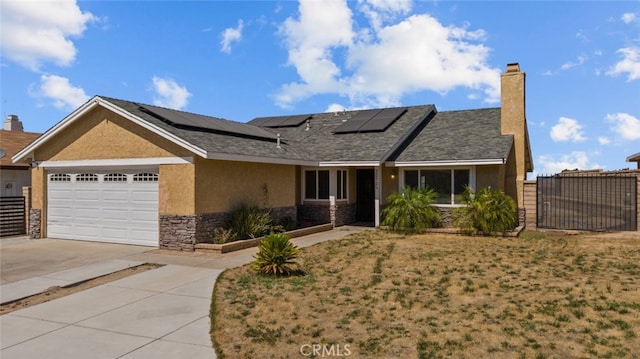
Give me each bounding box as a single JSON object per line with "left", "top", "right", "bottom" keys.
{"left": 0, "top": 226, "right": 368, "bottom": 359}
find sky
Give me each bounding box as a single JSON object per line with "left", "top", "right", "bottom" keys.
{"left": 1, "top": 0, "right": 639, "bottom": 176}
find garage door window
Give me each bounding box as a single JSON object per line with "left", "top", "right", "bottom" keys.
{"left": 76, "top": 173, "right": 98, "bottom": 182}
{"left": 133, "top": 173, "right": 158, "bottom": 182}
{"left": 50, "top": 174, "right": 71, "bottom": 182}
{"left": 104, "top": 173, "right": 128, "bottom": 182}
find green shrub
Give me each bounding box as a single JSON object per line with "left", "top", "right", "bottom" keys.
{"left": 225, "top": 204, "right": 273, "bottom": 240}
{"left": 251, "top": 233, "right": 300, "bottom": 275}
{"left": 276, "top": 216, "right": 298, "bottom": 231}
{"left": 381, "top": 186, "right": 442, "bottom": 233}
{"left": 453, "top": 187, "right": 518, "bottom": 235}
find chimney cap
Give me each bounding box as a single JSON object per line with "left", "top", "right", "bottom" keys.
{"left": 506, "top": 63, "right": 520, "bottom": 72}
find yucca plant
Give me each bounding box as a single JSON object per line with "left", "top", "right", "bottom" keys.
{"left": 251, "top": 233, "right": 300, "bottom": 276}
{"left": 381, "top": 186, "right": 442, "bottom": 233}
{"left": 453, "top": 186, "right": 518, "bottom": 235}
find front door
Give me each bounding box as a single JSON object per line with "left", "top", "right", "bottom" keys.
{"left": 356, "top": 169, "right": 375, "bottom": 223}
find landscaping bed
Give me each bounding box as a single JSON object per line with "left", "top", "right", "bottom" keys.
{"left": 195, "top": 223, "right": 333, "bottom": 253}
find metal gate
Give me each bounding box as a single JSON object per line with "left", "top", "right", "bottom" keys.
{"left": 0, "top": 196, "right": 26, "bottom": 237}
{"left": 537, "top": 175, "right": 637, "bottom": 231}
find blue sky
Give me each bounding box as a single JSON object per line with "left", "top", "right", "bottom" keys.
{"left": 1, "top": 0, "right": 638, "bottom": 175}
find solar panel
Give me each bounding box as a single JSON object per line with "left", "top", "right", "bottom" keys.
{"left": 333, "top": 108, "right": 406, "bottom": 134}
{"left": 358, "top": 108, "right": 407, "bottom": 132}
{"left": 138, "top": 104, "right": 277, "bottom": 140}
{"left": 250, "top": 115, "right": 311, "bottom": 128}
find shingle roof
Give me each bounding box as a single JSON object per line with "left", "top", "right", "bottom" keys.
{"left": 0, "top": 130, "right": 41, "bottom": 168}
{"left": 93, "top": 97, "right": 513, "bottom": 165}
{"left": 390, "top": 108, "right": 513, "bottom": 163}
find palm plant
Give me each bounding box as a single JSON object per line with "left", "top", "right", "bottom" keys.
{"left": 381, "top": 186, "right": 442, "bottom": 233}
{"left": 453, "top": 186, "right": 518, "bottom": 235}
{"left": 251, "top": 233, "right": 300, "bottom": 275}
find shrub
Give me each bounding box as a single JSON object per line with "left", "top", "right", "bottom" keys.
{"left": 225, "top": 204, "right": 273, "bottom": 240}
{"left": 208, "top": 227, "right": 236, "bottom": 244}
{"left": 453, "top": 187, "right": 518, "bottom": 235}
{"left": 381, "top": 186, "right": 442, "bottom": 233}
{"left": 251, "top": 233, "right": 300, "bottom": 275}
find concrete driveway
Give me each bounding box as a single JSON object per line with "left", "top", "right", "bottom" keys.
{"left": 0, "top": 226, "right": 367, "bottom": 358}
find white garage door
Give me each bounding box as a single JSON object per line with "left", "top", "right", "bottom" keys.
{"left": 47, "top": 171, "right": 159, "bottom": 246}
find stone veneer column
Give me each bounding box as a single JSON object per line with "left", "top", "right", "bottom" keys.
{"left": 29, "top": 208, "right": 41, "bottom": 239}
{"left": 159, "top": 214, "right": 196, "bottom": 251}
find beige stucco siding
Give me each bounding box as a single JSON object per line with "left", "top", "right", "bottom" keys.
{"left": 194, "top": 158, "right": 296, "bottom": 213}
{"left": 39, "top": 107, "right": 191, "bottom": 161}
{"left": 159, "top": 163, "right": 196, "bottom": 215}
{"left": 476, "top": 165, "right": 504, "bottom": 191}
{"left": 381, "top": 166, "right": 398, "bottom": 205}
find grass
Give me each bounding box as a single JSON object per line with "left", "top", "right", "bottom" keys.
{"left": 211, "top": 230, "right": 640, "bottom": 358}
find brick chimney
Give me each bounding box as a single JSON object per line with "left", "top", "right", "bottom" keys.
{"left": 4, "top": 115, "right": 24, "bottom": 132}
{"left": 500, "top": 63, "right": 531, "bottom": 208}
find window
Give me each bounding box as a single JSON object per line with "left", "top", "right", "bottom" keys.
{"left": 49, "top": 174, "right": 71, "bottom": 182}
{"left": 336, "top": 170, "right": 348, "bottom": 200}
{"left": 76, "top": 173, "right": 98, "bottom": 182}
{"left": 104, "top": 173, "right": 128, "bottom": 182}
{"left": 304, "top": 170, "right": 330, "bottom": 200}
{"left": 133, "top": 173, "right": 158, "bottom": 182}
{"left": 403, "top": 169, "right": 470, "bottom": 205}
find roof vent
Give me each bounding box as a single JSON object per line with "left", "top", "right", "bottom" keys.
{"left": 276, "top": 133, "right": 281, "bottom": 149}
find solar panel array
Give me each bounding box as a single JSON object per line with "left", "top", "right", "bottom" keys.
{"left": 333, "top": 107, "right": 407, "bottom": 134}
{"left": 250, "top": 114, "right": 311, "bottom": 128}
{"left": 138, "top": 104, "right": 277, "bottom": 140}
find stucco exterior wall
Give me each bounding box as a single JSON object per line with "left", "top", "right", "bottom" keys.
{"left": 38, "top": 107, "right": 190, "bottom": 161}
{"left": 381, "top": 166, "right": 399, "bottom": 205}
{"left": 500, "top": 65, "right": 528, "bottom": 208}
{"left": 476, "top": 165, "right": 503, "bottom": 191}
{"left": 194, "top": 158, "right": 296, "bottom": 213}
{"left": 159, "top": 163, "right": 196, "bottom": 215}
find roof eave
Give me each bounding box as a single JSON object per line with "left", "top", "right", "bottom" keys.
{"left": 206, "top": 151, "right": 317, "bottom": 166}
{"left": 12, "top": 96, "right": 209, "bottom": 163}
{"left": 387, "top": 158, "right": 507, "bottom": 167}
{"left": 626, "top": 152, "right": 640, "bottom": 162}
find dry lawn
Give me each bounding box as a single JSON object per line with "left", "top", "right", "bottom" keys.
{"left": 212, "top": 230, "right": 640, "bottom": 358}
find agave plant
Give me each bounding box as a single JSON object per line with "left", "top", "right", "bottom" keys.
{"left": 453, "top": 186, "right": 518, "bottom": 235}
{"left": 381, "top": 186, "right": 442, "bottom": 233}
{"left": 251, "top": 233, "right": 300, "bottom": 276}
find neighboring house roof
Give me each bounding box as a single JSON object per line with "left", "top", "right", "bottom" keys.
{"left": 13, "top": 95, "right": 519, "bottom": 168}
{"left": 627, "top": 152, "right": 640, "bottom": 163}
{"left": 0, "top": 130, "right": 41, "bottom": 169}
{"left": 389, "top": 108, "right": 513, "bottom": 166}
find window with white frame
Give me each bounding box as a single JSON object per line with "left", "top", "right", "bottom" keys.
{"left": 336, "top": 170, "right": 348, "bottom": 200}
{"left": 403, "top": 169, "right": 471, "bottom": 205}
{"left": 304, "top": 170, "right": 330, "bottom": 200}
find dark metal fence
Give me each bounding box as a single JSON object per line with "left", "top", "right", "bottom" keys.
{"left": 537, "top": 175, "right": 637, "bottom": 231}
{"left": 0, "top": 196, "right": 26, "bottom": 237}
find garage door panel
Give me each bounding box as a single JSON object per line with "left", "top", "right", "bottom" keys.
{"left": 47, "top": 171, "right": 159, "bottom": 246}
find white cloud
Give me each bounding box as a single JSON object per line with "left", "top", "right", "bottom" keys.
{"left": 276, "top": 0, "right": 500, "bottom": 109}
{"left": 151, "top": 76, "right": 191, "bottom": 110}
{"left": 560, "top": 55, "right": 586, "bottom": 70}
{"left": 220, "top": 20, "right": 244, "bottom": 54}
{"left": 621, "top": 12, "right": 637, "bottom": 24}
{"left": 36, "top": 74, "right": 89, "bottom": 109}
{"left": 598, "top": 137, "right": 611, "bottom": 145}
{"left": 607, "top": 113, "right": 640, "bottom": 140}
{"left": 537, "top": 151, "right": 600, "bottom": 174}
{"left": 607, "top": 47, "right": 640, "bottom": 81}
{"left": 0, "top": 0, "right": 95, "bottom": 71}
{"left": 550, "top": 117, "right": 587, "bottom": 142}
